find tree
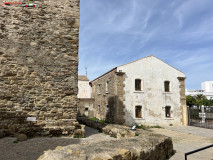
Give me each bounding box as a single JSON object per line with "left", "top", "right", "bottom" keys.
{"left": 194, "top": 94, "right": 208, "bottom": 107}
{"left": 186, "top": 95, "right": 196, "bottom": 107}
{"left": 209, "top": 98, "right": 213, "bottom": 106}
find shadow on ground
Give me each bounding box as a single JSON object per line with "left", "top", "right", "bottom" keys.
{"left": 0, "top": 137, "right": 81, "bottom": 160}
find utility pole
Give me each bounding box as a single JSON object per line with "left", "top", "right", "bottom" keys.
{"left": 85, "top": 67, "right": 88, "bottom": 76}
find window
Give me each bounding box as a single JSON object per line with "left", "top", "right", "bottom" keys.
{"left": 106, "top": 104, "right": 109, "bottom": 113}
{"left": 165, "top": 106, "right": 171, "bottom": 118}
{"left": 98, "top": 84, "right": 101, "bottom": 94}
{"left": 85, "top": 108, "right": 88, "bottom": 111}
{"left": 135, "top": 106, "right": 142, "bottom": 118}
{"left": 135, "top": 79, "right": 141, "bottom": 91}
{"left": 164, "top": 81, "right": 170, "bottom": 92}
{"left": 106, "top": 81, "right": 109, "bottom": 93}
{"left": 98, "top": 105, "right": 100, "bottom": 111}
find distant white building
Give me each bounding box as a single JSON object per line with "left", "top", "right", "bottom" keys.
{"left": 77, "top": 75, "right": 92, "bottom": 99}
{"left": 77, "top": 75, "right": 94, "bottom": 116}
{"left": 186, "top": 81, "right": 213, "bottom": 100}
{"left": 202, "top": 81, "right": 213, "bottom": 92}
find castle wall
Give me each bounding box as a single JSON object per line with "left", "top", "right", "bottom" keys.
{"left": 0, "top": 0, "right": 84, "bottom": 137}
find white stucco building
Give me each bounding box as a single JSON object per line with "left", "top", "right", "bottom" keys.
{"left": 77, "top": 75, "right": 93, "bottom": 116}
{"left": 90, "top": 55, "right": 188, "bottom": 126}
{"left": 186, "top": 81, "right": 213, "bottom": 100}
{"left": 77, "top": 75, "right": 92, "bottom": 99}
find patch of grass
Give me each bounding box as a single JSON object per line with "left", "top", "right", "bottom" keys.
{"left": 135, "top": 132, "right": 140, "bottom": 136}
{"left": 98, "top": 119, "right": 105, "bottom": 123}
{"left": 81, "top": 114, "right": 86, "bottom": 117}
{"left": 13, "top": 140, "right": 18, "bottom": 143}
{"left": 136, "top": 125, "right": 163, "bottom": 130}
{"left": 89, "top": 117, "right": 105, "bottom": 123}
{"left": 110, "top": 135, "right": 117, "bottom": 138}
{"left": 73, "top": 134, "right": 85, "bottom": 138}
{"left": 136, "top": 125, "right": 149, "bottom": 130}
{"left": 150, "top": 125, "right": 162, "bottom": 129}
{"left": 89, "top": 117, "right": 98, "bottom": 121}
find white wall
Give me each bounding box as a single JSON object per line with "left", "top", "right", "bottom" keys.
{"left": 117, "top": 56, "right": 185, "bottom": 126}
{"left": 186, "top": 90, "right": 213, "bottom": 100}
{"left": 202, "top": 81, "right": 213, "bottom": 92}
{"left": 78, "top": 80, "right": 92, "bottom": 98}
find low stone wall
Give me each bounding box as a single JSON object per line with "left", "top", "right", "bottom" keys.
{"left": 0, "top": 113, "right": 85, "bottom": 138}
{"left": 37, "top": 117, "right": 174, "bottom": 159}
{"left": 78, "top": 116, "right": 136, "bottom": 138}
{"left": 38, "top": 130, "right": 173, "bottom": 160}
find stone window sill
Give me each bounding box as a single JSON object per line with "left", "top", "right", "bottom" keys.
{"left": 106, "top": 92, "right": 109, "bottom": 94}
{"left": 164, "top": 118, "right": 174, "bottom": 120}
{"left": 163, "top": 92, "right": 172, "bottom": 94}
{"left": 133, "top": 118, "right": 145, "bottom": 120}
{"left": 133, "top": 91, "right": 144, "bottom": 93}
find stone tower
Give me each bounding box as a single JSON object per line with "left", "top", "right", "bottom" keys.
{"left": 0, "top": 0, "right": 84, "bottom": 137}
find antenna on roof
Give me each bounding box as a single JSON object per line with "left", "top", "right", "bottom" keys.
{"left": 85, "top": 67, "right": 88, "bottom": 76}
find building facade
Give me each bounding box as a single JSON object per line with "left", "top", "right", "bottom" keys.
{"left": 186, "top": 81, "right": 213, "bottom": 100}
{"left": 90, "top": 55, "right": 187, "bottom": 126}
{"left": 78, "top": 75, "right": 94, "bottom": 117}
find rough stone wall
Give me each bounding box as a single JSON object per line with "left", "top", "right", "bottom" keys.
{"left": 39, "top": 118, "right": 174, "bottom": 160}
{"left": 178, "top": 77, "right": 188, "bottom": 125}
{"left": 90, "top": 69, "right": 126, "bottom": 124}
{"left": 91, "top": 69, "right": 117, "bottom": 122}
{"left": 115, "top": 72, "right": 125, "bottom": 124}
{"left": 78, "top": 98, "right": 94, "bottom": 117}
{"left": 0, "top": 0, "right": 83, "bottom": 137}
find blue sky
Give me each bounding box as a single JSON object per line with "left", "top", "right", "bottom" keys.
{"left": 78, "top": 0, "right": 213, "bottom": 90}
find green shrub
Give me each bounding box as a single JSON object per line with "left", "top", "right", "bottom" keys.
{"left": 110, "top": 135, "right": 117, "bottom": 138}
{"left": 136, "top": 125, "right": 148, "bottom": 130}
{"left": 89, "top": 117, "right": 98, "bottom": 121}
{"left": 73, "top": 134, "right": 85, "bottom": 138}
{"left": 135, "top": 133, "right": 140, "bottom": 136}
{"left": 89, "top": 117, "right": 105, "bottom": 123}
{"left": 136, "top": 125, "right": 162, "bottom": 130}
{"left": 150, "top": 125, "right": 162, "bottom": 128}
{"left": 13, "top": 140, "right": 18, "bottom": 143}
{"left": 98, "top": 119, "right": 105, "bottom": 123}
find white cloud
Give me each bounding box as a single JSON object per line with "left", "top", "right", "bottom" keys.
{"left": 79, "top": 0, "right": 213, "bottom": 89}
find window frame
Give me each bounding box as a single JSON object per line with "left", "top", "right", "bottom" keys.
{"left": 98, "top": 104, "right": 101, "bottom": 112}
{"left": 98, "top": 84, "right": 101, "bottom": 94}
{"left": 135, "top": 79, "right": 142, "bottom": 91}
{"left": 106, "top": 81, "right": 109, "bottom": 93}
{"left": 164, "top": 81, "right": 170, "bottom": 92}
{"left": 165, "top": 106, "right": 171, "bottom": 118}
{"left": 135, "top": 105, "right": 142, "bottom": 118}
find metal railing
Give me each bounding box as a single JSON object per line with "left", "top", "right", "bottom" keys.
{"left": 185, "top": 144, "right": 213, "bottom": 160}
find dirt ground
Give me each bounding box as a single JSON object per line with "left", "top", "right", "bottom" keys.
{"left": 150, "top": 126, "right": 213, "bottom": 160}
{"left": 0, "top": 126, "right": 114, "bottom": 160}
{"left": 0, "top": 126, "right": 212, "bottom": 160}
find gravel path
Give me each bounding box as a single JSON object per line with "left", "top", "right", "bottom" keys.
{"left": 0, "top": 126, "right": 114, "bottom": 160}
{"left": 150, "top": 126, "right": 213, "bottom": 160}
